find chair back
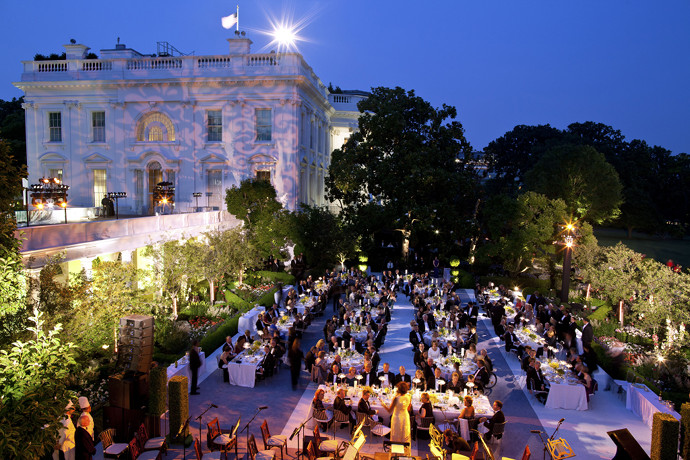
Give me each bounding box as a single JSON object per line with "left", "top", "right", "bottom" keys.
{"left": 429, "top": 424, "right": 443, "bottom": 446}
{"left": 207, "top": 418, "right": 221, "bottom": 440}
{"left": 248, "top": 434, "right": 259, "bottom": 460}
{"left": 313, "top": 409, "right": 328, "bottom": 421}
{"left": 313, "top": 425, "right": 322, "bottom": 445}
{"left": 420, "top": 416, "right": 435, "bottom": 428}
{"left": 260, "top": 420, "right": 271, "bottom": 449}
{"left": 521, "top": 444, "right": 531, "bottom": 460}
{"left": 99, "top": 428, "right": 115, "bottom": 450}
{"left": 306, "top": 440, "right": 316, "bottom": 460}
{"left": 469, "top": 441, "right": 479, "bottom": 460}
{"left": 194, "top": 437, "right": 203, "bottom": 460}
{"left": 129, "top": 437, "right": 141, "bottom": 460}
{"left": 458, "top": 418, "right": 470, "bottom": 441}
{"left": 356, "top": 412, "right": 372, "bottom": 428}
{"left": 493, "top": 421, "right": 506, "bottom": 437}
{"left": 137, "top": 423, "right": 149, "bottom": 443}
{"left": 334, "top": 410, "right": 350, "bottom": 423}
{"left": 232, "top": 416, "right": 242, "bottom": 437}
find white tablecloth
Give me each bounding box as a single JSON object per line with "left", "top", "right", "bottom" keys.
{"left": 166, "top": 352, "right": 206, "bottom": 387}
{"left": 545, "top": 381, "right": 588, "bottom": 410}
{"left": 626, "top": 383, "right": 680, "bottom": 428}
{"left": 227, "top": 351, "right": 264, "bottom": 388}
{"left": 238, "top": 306, "right": 266, "bottom": 335}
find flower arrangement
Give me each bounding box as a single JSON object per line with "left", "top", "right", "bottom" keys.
{"left": 279, "top": 315, "right": 289, "bottom": 325}
{"left": 236, "top": 283, "right": 274, "bottom": 302}
{"left": 428, "top": 393, "right": 439, "bottom": 404}
{"left": 449, "top": 355, "right": 463, "bottom": 365}
{"left": 549, "top": 362, "right": 559, "bottom": 370}
{"left": 188, "top": 316, "right": 222, "bottom": 342}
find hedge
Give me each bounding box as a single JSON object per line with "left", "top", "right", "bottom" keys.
{"left": 455, "top": 269, "right": 474, "bottom": 289}
{"left": 478, "top": 276, "right": 550, "bottom": 293}
{"left": 148, "top": 367, "right": 167, "bottom": 417}
{"left": 224, "top": 291, "right": 252, "bottom": 311}
{"left": 651, "top": 412, "right": 679, "bottom": 460}
{"left": 200, "top": 317, "right": 240, "bottom": 355}
{"left": 681, "top": 403, "right": 690, "bottom": 459}
{"left": 254, "top": 270, "right": 296, "bottom": 285}
{"left": 257, "top": 287, "right": 279, "bottom": 308}
{"left": 169, "top": 376, "right": 189, "bottom": 444}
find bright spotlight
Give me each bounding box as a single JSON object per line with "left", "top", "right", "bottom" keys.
{"left": 273, "top": 25, "right": 296, "bottom": 48}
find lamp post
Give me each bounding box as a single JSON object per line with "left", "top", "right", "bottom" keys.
{"left": 106, "top": 192, "right": 127, "bottom": 219}
{"left": 559, "top": 222, "right": 577, "bottom": 303}
{"left": 193, "top": 192, "right": 202, "bottom": 211}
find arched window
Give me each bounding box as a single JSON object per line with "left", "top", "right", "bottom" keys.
{"left": 136, "top": 112, "right": 176, "bottom": 142}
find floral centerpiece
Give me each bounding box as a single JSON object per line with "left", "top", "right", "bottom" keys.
{"left": 449, "top": 355, "right": 463, "bottom": 365}
{"left": 338, "top": 349, "right": 355, "bottom": 359}
{"left": 438, "top": 327, "right": 450, "bottom": 337}
{"left": 246, "top": 340, "right": 262, "bottom": 356}
{"left": 278, "top": 315, "right": 289, "bottom": 326}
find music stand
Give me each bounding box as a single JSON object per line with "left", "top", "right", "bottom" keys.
{"left": 291, "top": 415, "right": 313, "bottom": 459}
{"left": 470, "top": 429, "right": 494, "bottom": 460}
{"left": 547, "top": 438, "right": 575, "bottom": 460}
{"left": 176, "top": 416, "right": 191, "bottom": 459}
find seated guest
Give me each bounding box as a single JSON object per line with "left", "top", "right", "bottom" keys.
{"left": 458, "top": 395, "right": 475, "bottom": 420}
{"left": 428, "top": 340, "right": 442, "bottom": 361}
{"left": 218, "top": 344, "right": 233, "bottom": 382}
{"left": 413, "top": 369, "right": 427, "bottom": 391}
{"left": 234, "top": 335, "right": 247, "bottom": 354}
{"left": 312, "top": 351, "right": 329, "bottom": 384}
{"left": 416, "top": 392, "right": 435, "bottom": 426}
{"left": 242, "top": 329, "right": 253, "bottom": 344}
{"left": 377, "top": 362, "right": 396, "bottom": 388}
{"left": 357, "top": 388, "right": 379, "bottom": 420}
{"left": 444, "top": 429, "right": 471, "bottom": 454}
{"left": 396, "top": 366, "right": 412, "bottom": 385}
{"left": 466, "top": 343, "right": 477, "bottom": 361}
{"left": 479, "top": 400, "right": 505, "bottom": 440}
{"left": 359, "top": 362, "right": 378, "bottom": 387}
{"left": 422, "top": 358, "right": 436, "bottom": 382}
{"left": 329, "top": 335, "right": 340, "bottom": 353}
{"left": 312, "top": 389, "right": 332, "bottom": 431}
{"left": 429, "top": 367, "right": 447, "bottom": 393}
{"left": 326, "top": 364, "right": 343, "bottom": 386}
{"left": 581, "top": 344, "right": 599, "bottom": 373}
{"left": 504, "top": 324, "right": 524, "bottom": 358}
{"left": 465, "top": 327, "right": 478, "bottom": 348}
{"left": 344, "top": 366, "right": 359, "bottom": 386}
{"left": 527, "top": 361, "right": 549, "bottom": 403}
{"left": 447, "top": 371, "right": 465, "bottom": 394}
{"left": 409, "top": 322, "right": 424, "bottom": 348}
{"left": 75, "top": 413, "right": 96, "bottom": 460}
{"left": 472, "top": 359, "right": 490, "bottom": 392}
{"left": 521, "top": 347, "right": 536, "bottom": 372}
{"left": 413, "top": 343, "right": 427, "bottom": 368}
{"left": 477, "top": 349, "right": 493, "bottom": 373}
{"left": 334, "top": 387, "right": 356, "bottom": 428}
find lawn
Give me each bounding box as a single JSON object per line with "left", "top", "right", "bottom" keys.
{"left": 594, "top": 227, "right": 690, "bottom": 268}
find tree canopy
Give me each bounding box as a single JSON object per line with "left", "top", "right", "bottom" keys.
{"left": 326, "top": 86, "right": 476, "bottom": 256}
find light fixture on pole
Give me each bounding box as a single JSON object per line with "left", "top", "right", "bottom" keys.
{"left": 28, "top": 177, "right": 69, "bottom": 225}
{"left": 556, "top": 221, "right": 579, "bottom": 303}
{"left": 192, "top": 192, "right": 202, "bottom": 211}
{"left": 106, "top": 191, "right": 127, "bottom": 219}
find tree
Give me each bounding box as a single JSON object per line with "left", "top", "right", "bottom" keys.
{"left": 0, "top": 140, "right": 27, "bottom": 254}
{"left": 479, "top": 192, "right": 568, "bottom": 277}
{"left": 326, "top": 86, "right": 476, "bottom": 257}
{"left": 524, "top": 144, "right": 623, "bottom": 224}
{"left": 0, "top": 252, "right": 27, "bottom": 347}
{"left": 0, "top": 97, "right": 27, "bottom": 169}
{"left": 225, "top": 178, "right": 282, "bottom": 228}
{"left": 482, "top": 124, "right": 565, "bottom": 194}
{"left": 144, "top": 239, "right": 196, "bottom": 317}
{"left": 0, "top": 309, "right": 77, "bottom": 459}
{"left": 292, "top": 204, "right": 357, "bottom": 271}
{"left": 189, "top": 228, "right": 258, "bottom": 303}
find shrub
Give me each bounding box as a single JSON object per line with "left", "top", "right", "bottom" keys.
{"left": 589, "top": 304, "right": 612, "bottom": 322}
{"left": 254, "top": 270, "right": 295, "bottom": 285}
{"left": 257, "top": 287, "right": 279, "bottom": 308}
{"left": 651, "top": 412, "right": 679, "bottom": 460}
{"left": 169, "top": 376, "right": 189, "bottom": 444}
{"left": 200, "top": 317, "right": 239, "bottom": 355}
{"left": 148, "top": 367, "right": 167, "bottom": 417}
{"left": 478, "top": 276, "right": 549, "bottom": 293}
{"left": 224, "top": 291, "right": 252, "bottom": 311}
{"left": 456, "top": 269, "right": 474, "bottom": 289}
{"left": 681, "top": 403, "right": 690, "bottom": 459}
{"left": 155, "top": 318, "right": 191, "bottom": 354}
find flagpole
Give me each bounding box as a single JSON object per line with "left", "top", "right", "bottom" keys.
{"left": 236, "top": 4, "right": 239, "bottom": 32}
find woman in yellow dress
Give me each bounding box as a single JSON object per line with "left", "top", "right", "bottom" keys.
{"left": 379, "top": 381, "right": 412, "bottom": 444}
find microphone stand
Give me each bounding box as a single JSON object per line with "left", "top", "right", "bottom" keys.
{"left": 196, "top": 403, "right": 217, "bottom": 443}
{"left": 177, "top": 416, "right": 191, "bottom": 460}
{"left": 241, "top": 406, "right": 268, "bottom": 448}
{"left": 549, "top": 419, "right": 565, "bottom": 441}
{"left": 291, "top": 415, "right": 314, "bottom": 459}
{"left": 531, "top": 430, "right": 549, "bottom": 460}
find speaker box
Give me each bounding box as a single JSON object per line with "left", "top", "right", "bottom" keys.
{"left": 120, "top": 314, "right": 155, "bottom": 329}
{"left": 118, "top": 334, "right": 153, "bottom": 348}
{"left": 109, "top": 372, "right": 149, "bottom": 410}
{"left": 608, "top": 429, "right": 651, "bottom": 460}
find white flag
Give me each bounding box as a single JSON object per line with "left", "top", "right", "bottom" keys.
{"left": 222, "top": 12, "right": 238, "bottom": 29}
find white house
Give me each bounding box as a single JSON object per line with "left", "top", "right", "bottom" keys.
{"left": 15, "top": 35, "right": 367, "bottom": 216}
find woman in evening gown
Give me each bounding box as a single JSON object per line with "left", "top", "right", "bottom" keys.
{"left": 379, "top": 381, "right": 412, "bottom": 444}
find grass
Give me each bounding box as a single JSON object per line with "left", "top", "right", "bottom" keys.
{"left": 594, "top": 227, "right": 690, "bottom": 268}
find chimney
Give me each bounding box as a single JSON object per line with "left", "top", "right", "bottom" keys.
{"left": 227, "top": 35, "right": 252, "bottom": 54}
{"left": 63, "top": 43, "right": 90, "bottom": 59}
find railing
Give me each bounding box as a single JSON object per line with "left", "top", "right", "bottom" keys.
{"left": 126, "top": 58, "right": 183, "bottom": 70}
{"left": 197, "top": 57, "right": 232, "bottom": 68}
{"left": 82, "top": 60, "right": 112, "bottom": 71}
{"left": 247, "top": 55, "right": 279, "bottom": 66}
{"left": 38, "top": 61, "right": 67, "bottom": 72}
{"left": 331, "top": 95, "right": 350, "bottom": 104}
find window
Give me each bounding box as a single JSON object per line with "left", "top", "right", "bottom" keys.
{"left": 207, "top": 170, "right": 222, "bottom": 209}
{"left": 93, "top": 169, "right": 107, "bottom": 207}
{"left": 136, "top": 112, "right": 175, "bottom": 142}
{"left": 49, "top": 112, "right": 62, "bottom": 142}
{"left": 207, "top": 110, "right": 222, "bottom": 142}
{"left": 92, "top": 111, "right": 105, "bottom": 142}
{"left": 255, "top": 108, "right": 272, "bottom": 141}
{"left": 49, "top": 168, "right": 63, "bottom": 182}
{"left": 256, "top": 170, "right": 271, "bottom": 182}
{"left": 135, "top": 170, "right": 144, "bottom": 212}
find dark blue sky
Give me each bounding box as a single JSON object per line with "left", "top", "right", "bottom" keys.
{"left": 2, "top": 0, "right": 688, "bottom": 154}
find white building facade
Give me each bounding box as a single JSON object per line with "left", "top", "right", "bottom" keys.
{"left": 15, "top": 37, "right": 366, "bottom": 215}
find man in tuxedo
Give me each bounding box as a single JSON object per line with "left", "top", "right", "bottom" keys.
{"left": 581, "top": 317, "right": 594, "bottom": 348}
{"left": 369, "top": 346, "right": 381, "bottom": 371}
{"left": 334, "top": 388, "right": 356, "bottom": 428}
{"left": 428, "top": 367, "right": 447, "bottom": 392}
{"left": 422, "top": 357, "right": 437, "bottom": 382}
{"left": 357, "top": 388, "right": 378, "bottom": 420}
{"left": 413, "top": 343, "right": 427, "bottom": 368}
{"left": 409, "top": 322, "right": 424, "bottom": 349}
{"left": 377, "top": 362, "right": 396, "bottom": 388}
{"left": 396, "top": 366, "right": 412, "bottom": 385}
{"left": 504, "top": 324, "right": 524, "bottom": 358}
{"left": 421, "top": 313, "right": 437, "bottom": 332}
{"left": 341, "top": 326, "right": 352, "bottom": 348}
{"left": 479, "top": 400, "right": 505, "bottom": 440}
{"left": 465, "top": 326, "right": 478, "bottom": 349}
{"left": 472, "top": 359, "right": 490, "bottom": 392}
{"left": 527, "top": 360, "right": 549, "bottom": 403}
{"left": 326, "top": 364, "right": 342, "bottom": 386}
{"left": 359, "top": 362, "right": 378, "bottom": 387}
